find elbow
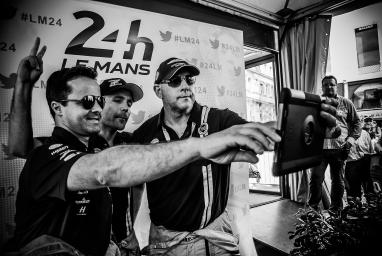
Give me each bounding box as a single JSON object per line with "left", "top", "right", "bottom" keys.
{"left": 7, "top": 144, "right": 28, "bottom": 159}
{"left": 94, "top": 167, "right": 122, "bottom": 187}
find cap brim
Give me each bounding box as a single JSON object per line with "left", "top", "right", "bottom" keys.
{"left": 105, "top": 83, "right": 144, "bottom": 102}
{"left": 162, "top": 64, "right": 200, "bottom": 82}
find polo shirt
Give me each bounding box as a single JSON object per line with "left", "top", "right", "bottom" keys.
{"left": 131, "top": 102, "right": 246, "bottom": 231}
{"left": 89, "top": 131, "right": 135, "bottom": 242}
{"left": 6, "top": 127, "right": 112, "bottom": 256}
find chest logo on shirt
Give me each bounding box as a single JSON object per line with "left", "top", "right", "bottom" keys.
{"left": 150, "top": 138, "right": 159, "bottom": 144}
{"left": 93, "top": 147, "right": 102, "bottom": 153}
{"left": 75, "top": 190, "right": 90, "bottom": 216}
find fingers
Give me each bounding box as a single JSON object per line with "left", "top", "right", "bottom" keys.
{"left": 321, "top": 102, "right": 337, "bottom": 116}
{"left": 240, "top": 122, "right": 281, "bottom": 145}
{"left": 320, "top": 110, "right": 337, "bottom": 128}
{"left": 231, "top": 150, "right": 259, "bottom": 163}
{"left": 29, "top": 37, "right": 40, "bottom": 56}
{"left": 237, "top": 127, "right": 274, "bottom": 151}
{"left": 37, "top": 45, "right": 47, "bottom": 59}
{"left": 322, "top": 97, "right": 339, "bottom": 108}
{"left": 36, "top": 46, "right": 46, "bottom": 72}
{"left": 29, "top": 37, "right": 46, "bottom": 71}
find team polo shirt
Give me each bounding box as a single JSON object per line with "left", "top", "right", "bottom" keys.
{"left": 89, "top": 131, "right": 135, "bottom": 242}
{"left": 131, "top": 102, "right": 246, "bottom": 231}
{"left": 7, "top": 127, "right": 112, "bottom": 256}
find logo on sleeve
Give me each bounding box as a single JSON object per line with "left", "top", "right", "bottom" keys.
{"left": 49, "top": 144, "right": 63, "bottom": 150}
{"left": 150, "top": 138, "right": 159, "bottom": 144}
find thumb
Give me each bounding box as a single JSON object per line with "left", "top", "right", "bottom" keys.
{"left": 230, "top": 150, "right": 259, "bottom": 163}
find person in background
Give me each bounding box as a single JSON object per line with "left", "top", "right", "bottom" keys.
{"left": 131, "top": 57, "right": 339, "bottom": 255}
{"left": 309, "top": 75, "right": 362, "bottom": 213}
{"left": 344, "top": 123, "right": 374, "bottom": 202}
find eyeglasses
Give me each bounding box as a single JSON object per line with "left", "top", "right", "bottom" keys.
{"left": 57, "top": 95, "right": 105, "bottom": 110}
{"left": 161, "top": 75, "right": 196, "bottom": 87}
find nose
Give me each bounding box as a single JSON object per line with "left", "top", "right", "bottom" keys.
{"left": 92, "top": 100, "right": 103, "bottom": 113}
{"left": 179, "top": 78, "right": 191, "bottom": 90}
{"left": 121, "top": 105, "right": 130, "bottom": 113}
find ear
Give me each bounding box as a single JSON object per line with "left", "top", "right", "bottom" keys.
{"left": 51, "top": 101, "right": 63, "bottom": 116}
{"left": 153, "top": 85, "right": 163, "bottom": 99}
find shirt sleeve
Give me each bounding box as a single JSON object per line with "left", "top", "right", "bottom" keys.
{"left": 24, "top": 143, "right": 86, "bottom": 201}
{"left": 218, "top": 108, "right": 248, "bottom": 130}
{"left": 345, "top": 98, "right": 362, "bottom": 140}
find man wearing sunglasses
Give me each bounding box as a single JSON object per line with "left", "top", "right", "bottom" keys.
{"left": 131, "top": 57, "right": 340, "bottom": 255}
{"left": 4, "top": 39, "right": 283, "bottom": 256}
{"left": 7, "top": 38, "right": 145, "bottom": 255}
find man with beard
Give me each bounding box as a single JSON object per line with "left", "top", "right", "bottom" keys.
{"left": 309, "top": 75, "right": 362, "bottom": 213}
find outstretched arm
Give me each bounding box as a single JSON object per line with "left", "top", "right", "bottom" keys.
{"left": 67, "top": 122, "right": 281, "bottom": 191}
{"left": 8, "top": 37, "right": 46, "bottom": 158}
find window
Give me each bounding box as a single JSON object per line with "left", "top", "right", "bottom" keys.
{"left": 355, "top": 24, "right": 381, "bottom": 73}
{"left": 244, "top": 46, "right": 280, "bottom": 196}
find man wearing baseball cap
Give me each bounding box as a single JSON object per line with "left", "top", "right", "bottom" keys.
{"left": 98, "top": 78, "right": 144, "bottom": 256}
{"left": 5, "top": 39, "right": 282, "bottom": 256}
{"left": 7, "top": 40, "right": 145, "bottom": 255}
{"left": 131, "top": 57, "right": 339, "bottom": 255}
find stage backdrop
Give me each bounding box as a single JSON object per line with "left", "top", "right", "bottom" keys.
{"left": 0, "top": 0, "right": 254, "bottom": 254}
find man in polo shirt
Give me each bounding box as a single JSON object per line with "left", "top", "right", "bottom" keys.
{"left": 4, "top": 39, "right": 282, "bottom": 255}
{"left": 7, "top": 40, "right": 145, "bottom": 254}
{"left": 131, "top": 57, "right": 339, "bottom": 255}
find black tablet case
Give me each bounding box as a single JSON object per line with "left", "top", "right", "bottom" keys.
{"left": 272, "top": 88, "right": 325, "bottom": 176}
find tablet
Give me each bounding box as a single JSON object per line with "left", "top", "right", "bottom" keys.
{"left": 272, "top": 88, "right": 325, "bottom": 176}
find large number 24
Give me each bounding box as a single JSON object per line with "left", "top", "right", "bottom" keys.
{"left": 65, "top": 10, "right": 152, "bottom": 60}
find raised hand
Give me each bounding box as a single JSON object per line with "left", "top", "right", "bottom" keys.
{"left": 200, "top": 121, "right": 281, "bottom": 164}
{"left": 17, "top": 37, "right": 47, "bottom": 85}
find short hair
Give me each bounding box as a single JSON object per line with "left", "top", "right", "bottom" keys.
{"left": 46, "top": 66, "right": 98, "bottom": 117}
{"left": 322, "top": 75, "right": 337, "bottom": 85}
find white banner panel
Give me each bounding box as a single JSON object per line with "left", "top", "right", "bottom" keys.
{"left": 0, "top": 0, "right": 254, "bottom": 254}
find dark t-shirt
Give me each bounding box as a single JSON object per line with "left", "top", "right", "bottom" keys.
{"left": 6, "top": 127, "right": 112, "bottom": 256}
{"left": 131, "top": 102, "right": 246, "bottom": 231}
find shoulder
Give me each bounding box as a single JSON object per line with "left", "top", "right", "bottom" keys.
{"left": 116, "top": 131, "right": 133, "bottom": 144}
{"left": 131, "top": 113, "right": 160, "bottom": 142}
{"left": 338, "top": 96, "right": 355, "bottom": 107}
{"left": 134, "top": 113, "right": 160, "bottom": 133}
{"left": 29, "top": 142, "right": 84, "bottom": 164}
{"left": 206, "top": 106, "right": 247, "bottom": 129}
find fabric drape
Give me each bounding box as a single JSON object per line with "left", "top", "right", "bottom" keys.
{"left": 279, "top": 15, "right": 332, "bottom": 203}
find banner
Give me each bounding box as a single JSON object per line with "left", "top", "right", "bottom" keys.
{"left": 0, "top": 0, "right": 254, "bottom": 254}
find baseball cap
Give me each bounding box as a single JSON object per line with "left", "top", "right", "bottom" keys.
{"left": 154, "top": 57, "right": 200, "bottom": 85}
{"left": 100, "top": 78, "right": 143, "bottom": 102}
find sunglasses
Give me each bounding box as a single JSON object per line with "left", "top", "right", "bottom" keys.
{"left": 57, "top": 95, "right": 105, "bottom": 110}
{"left": 161, "top": 75, "right": 196, "bottom": 87}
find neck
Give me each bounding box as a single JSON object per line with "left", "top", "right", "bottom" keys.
{"left": 163, "top": 105, "right": 191, "bottom": 136}
{"left": 57, "top": 123, "right": 90, "bottom": 148}
{"left": 99, "top": 124, "right": 117, "bottom": 146}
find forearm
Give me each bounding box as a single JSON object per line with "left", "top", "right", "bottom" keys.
{"left": 67, "top": 138, "right": 201, "bottom": 190}
{"left": 8, "top": 80, "right": 34, "bottom": 158}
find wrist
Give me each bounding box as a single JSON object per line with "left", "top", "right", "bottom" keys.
{"left": 187, "top": 137, "right": 202, "bottom": 160}
{"left": 15, "top": 79, "right": 34, "bottom": 93}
